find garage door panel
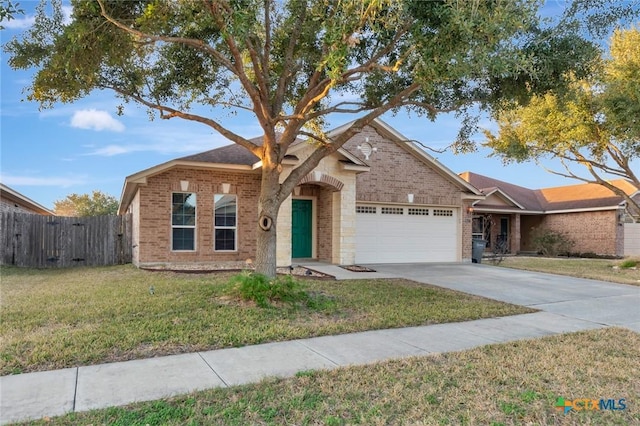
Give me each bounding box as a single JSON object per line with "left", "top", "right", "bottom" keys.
{"left": 355, "top": 204, "right": 457, "bottom": 264}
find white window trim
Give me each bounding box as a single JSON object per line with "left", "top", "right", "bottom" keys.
{"left": 214, "top": 194, "right": 238, "bottom": 252}
{"left": 171, "top": 192, "right": 197, "bottom": 252}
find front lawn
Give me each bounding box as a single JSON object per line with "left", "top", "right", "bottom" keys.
{"left": 498, "top": 256, "right": 640, "bottom": 286}
{"left": 18, "top": 328, "right": 640, "bottom": 425}
{"left": 0, "top": 265, "right": 532, "bottom": 375}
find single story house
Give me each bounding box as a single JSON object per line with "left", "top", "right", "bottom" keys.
{"left": 118, "top": 118, "right": 484, "bottom": 268}
{"left": 459, "top": 172, "right": 640, "bottom": 257}
{"left": 0, "top": 183, "right": 54, "bottom": 215}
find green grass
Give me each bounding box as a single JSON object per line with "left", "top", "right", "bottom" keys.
{"left": 498, "top": 256, "right": 640, "bottom": 286}
{"left": 0, "top": 265, "right": 533, "bottom": 375}
{"left": 17, "top": 328, "right": 640, "bottom": 425}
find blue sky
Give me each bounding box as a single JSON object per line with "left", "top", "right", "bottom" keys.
{"left": 0, "top": 1, "right": 631, "bottom": 211}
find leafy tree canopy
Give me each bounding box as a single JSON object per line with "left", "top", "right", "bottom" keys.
{"left": 0, "top": 0, "right": 24, "bottom": 29}
{"left": 53, "top": 190, "right": 119, "bottom": 217}
{"left": 484, "top": 27, "right": 640, "bottom": 220}
{"left": 4, "top": 0, "right": 634, "bottom": 275}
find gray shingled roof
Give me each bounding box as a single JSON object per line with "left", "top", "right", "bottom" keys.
{"left": 461, "top": 172, "right": 545, "bottom": 211}
{"left": 176, "top": 134, "right": 308, "bottom": 166}
{"left": 177, "top": 143, "right": 260, "bottom": 165}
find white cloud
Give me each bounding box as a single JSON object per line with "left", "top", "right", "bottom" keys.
{"left": 0, "top": 173, "right": 87, "bottom": 188}
{"left": 2, "top": 4, "right": 71, "bottom": 29}
{"left": 87, "top": 145, "right": 132, "bottom": 157}
{"left": 71, "top": 109, "right": 125, "bottom": 132}
{"left": 83, "top": 124, "right": 239, "bottom": 157}
{"left": 2, "top": 15, "right": 35, "bottom": 29}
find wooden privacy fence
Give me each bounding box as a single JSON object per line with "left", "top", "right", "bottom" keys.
{"left": 0, "top": 212, "right": 132, "bottom": 268}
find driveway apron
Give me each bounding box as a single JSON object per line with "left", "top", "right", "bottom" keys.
{"left": 371, "top": 263, "right": 640, "bottom": 332}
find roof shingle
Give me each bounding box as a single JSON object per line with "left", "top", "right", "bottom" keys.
{"left": 459, "top": 171, "right": 637, "bottom": 212}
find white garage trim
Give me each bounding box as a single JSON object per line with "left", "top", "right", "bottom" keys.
{"left": 355, "top": 203, "right": 459, "bottom": 264}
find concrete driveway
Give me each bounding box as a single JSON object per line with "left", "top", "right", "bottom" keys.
{"left": 370, "top": 263, "right": 640, "bottom": 333}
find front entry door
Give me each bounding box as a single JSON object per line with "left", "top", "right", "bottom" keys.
{"left": 292, "top": 199, "right": 312, "bottom": 258}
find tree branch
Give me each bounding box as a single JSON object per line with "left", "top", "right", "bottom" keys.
{"left": 278, "top": 81, "right": 421, "bottom": 200}
{"left": 105, "top": 85, "right": 261, "bottom": 155}
{"left": 96, "top": 0, "right": 236, "bottom": 74}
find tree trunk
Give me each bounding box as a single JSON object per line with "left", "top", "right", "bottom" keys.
{"left": 254, "top": 164, "right": 282, "bottom": 278}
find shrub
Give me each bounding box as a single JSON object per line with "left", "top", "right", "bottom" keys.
{"left": 619, "top": 259, "right": 638, "bottom": 268}
{"left": 230, "top": 271, "right": 333, "bottom": 309}
{"left": 531, "top": 227, "right": 574, "bottom": 257}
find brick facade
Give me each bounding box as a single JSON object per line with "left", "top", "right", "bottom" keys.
{"left": 343, "top": 127, "right": 463, "bottom": 206}
{"left": 541, "top": 210, "right": 622, "bottom": 256}
{"left": 0, "top": 198, "right": 36, "bottom": 214}
{"left": 132, "top": 167, "right": 261, "bottom": 266}
{"left": 125, "top": 122, "right": 478, "bottom": 267}
{"left": 343, "top": 126, "right": 472, "bottom": 261}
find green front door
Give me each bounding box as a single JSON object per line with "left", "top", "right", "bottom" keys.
{"left": 292, "top": 199, "right": 312, "bottom": 258}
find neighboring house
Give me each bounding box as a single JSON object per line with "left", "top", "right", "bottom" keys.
{"left": 118, "top": 118, "right": 484, "bottom": 268}
{"left": 459, "top": 172, "right": 640, "bottom": 257}
{"left": 0, "top": 183, "right": 54, "bottom": 215}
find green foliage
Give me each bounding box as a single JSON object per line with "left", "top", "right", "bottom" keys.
{"left": 484, "top": 27, "right": 640, "bottom": 217}
{"left": 230, "top": 271, "right": 332, "bottom": 309}
{"left": 4, "top": 0, "right": 634, "bottom": 276}
{"left": 0, "top": 0, "right": 23, "bottom": 29}
{"left": 4, "top": 0, "right": 615, "bottom": 146}
{"left": 531, "top": 227, "right": 575, "bottom": 257}
{"left": 53, "top": 190, "right": 119, "bottom": 216}
{"left": 619, "top": 259, "right": 638, "bottom": 268}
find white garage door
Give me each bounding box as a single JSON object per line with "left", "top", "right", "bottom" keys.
{"left": 355, "top": 204, "right": 458, "bottom": 263}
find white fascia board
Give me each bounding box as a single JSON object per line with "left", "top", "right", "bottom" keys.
{"left": 482, "top": 188, "right": 525, "bottom": 210}
{"left": 0, "top": 183, "right": 55, "bottom": 215}
{"left": 471, "top": 207, "right": 545, "bottom": 214}
{"left": 462, "top": 194, "right": 486, "bottom": 201}
{"left": 545, "top": 205, "right": 621, "bottom": 214}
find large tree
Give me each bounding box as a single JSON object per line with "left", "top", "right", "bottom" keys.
{"left": 485, "top": 27, "right": 640, "bottom": 221}
{"left": 54, "top": 190, "right": 119, "bottom": 216}
{"left": 5, "top": 0, "right": 616, "bottom": 276}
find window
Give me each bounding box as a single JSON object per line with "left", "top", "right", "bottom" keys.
{"left": 408, "top": 208, "right": 429, "bottom": 216}
{"left": 172, "top": 193, "right": 196, "bottom": 251}
{"left": 381, "top": 207, "right": 403, "bottom": 215}
{"left": 433, "top": 209, "right": 453, "bottom": 216}
{"left": 472, "top": 215, "right": 491, "bottom": 247}
{"left": 214, "top": 194, "right": 237, "bottom": 251}
{"left": 356, "top": 206, "right": 377, "bottom": 214}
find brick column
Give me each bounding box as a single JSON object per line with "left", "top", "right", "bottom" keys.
{"left": 511, "top": 213, "right": 521, "bottom": 254}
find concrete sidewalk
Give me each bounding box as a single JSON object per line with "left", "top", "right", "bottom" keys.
{"left": 0, "top": 311, "right": 605, "bottom": 425}
{"left": 3, "top": 262, "right": 638, "bottom": 424}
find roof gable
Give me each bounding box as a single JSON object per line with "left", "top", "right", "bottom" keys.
{"left": 460, "top": 172, "right": 543, "bottom": 211}
{"left": 477, "top": 188, "right": 525, "bottom": 209}
{"left": 0, "top": 183, "right": 55, "bottom": 215}
{"left": 460, "top": 172, "right": 638, "bottom": 213}
{"left": 330, "top": 118, "right": 483, "bottom": 196}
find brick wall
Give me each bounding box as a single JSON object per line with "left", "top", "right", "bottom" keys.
{"left": 316, "top": 187, "right": 333, "bottom": 261}
{"left": 343, "top": 127, "right": 463, "bottom": 206}
{"left": 540, "top": 210, "right": 620, "bottom": 256}
{"left": 136, "top": 167, "right": 261, "bottom": 266}
{"left": 343, "top": 126, "right": 470, "bottom": 261}
{"left": 0, "top": 198, "right": 44, "bottom": 215}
